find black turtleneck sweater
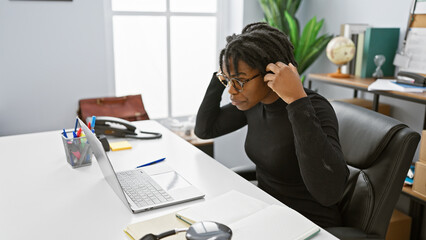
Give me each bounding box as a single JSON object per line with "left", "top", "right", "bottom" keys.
{"left": 194, "top": 73, "right": 349, "bottom": 228}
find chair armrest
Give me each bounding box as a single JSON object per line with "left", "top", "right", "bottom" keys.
{"left": 230, "top": 164, "right": 257, "bottom": 181}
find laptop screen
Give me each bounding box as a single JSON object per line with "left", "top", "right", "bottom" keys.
{"left": 78, "top": 118, "right": 131, "bottom": 208}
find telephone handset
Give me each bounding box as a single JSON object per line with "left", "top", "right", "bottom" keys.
{"left": 93, "top": 116, "right": 162, "bottom": 139}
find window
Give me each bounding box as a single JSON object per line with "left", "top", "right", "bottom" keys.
{"left": 111, "top": 0, "right": 219, "bottom": 119}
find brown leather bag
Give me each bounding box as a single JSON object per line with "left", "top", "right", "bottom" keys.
{"left": 77, "top": 94, "right": 149, "bottom": 123}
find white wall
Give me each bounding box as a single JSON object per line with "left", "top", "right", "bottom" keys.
{"left": 0, "top": 0, "right": 113, "bottom": 136}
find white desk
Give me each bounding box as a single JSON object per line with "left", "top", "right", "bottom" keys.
{"left": 0, "top": 120, "right": 337, "bottom": 240}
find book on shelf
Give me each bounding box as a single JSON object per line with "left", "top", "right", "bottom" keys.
{"left": 340, "top": 23, "right": 369, "bottom": 75}
{"left": 348, "top": 33, "right": 358, "bottom": 75}
{"left": 354, "top": 32, "right": 365, "bottom": 77}
{"left": 361, "top": 28, "right": 400, "bottom": 78}
{"left": 124, "top": 190, "right": 320, "bottom": 240}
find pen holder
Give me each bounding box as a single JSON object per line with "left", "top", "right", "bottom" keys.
{"left": 61, "top": 132, "right": 93, "bottom": 168}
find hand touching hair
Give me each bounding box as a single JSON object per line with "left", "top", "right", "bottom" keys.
{"left": 219, "top": 22, "right": 297, "bottom": 77}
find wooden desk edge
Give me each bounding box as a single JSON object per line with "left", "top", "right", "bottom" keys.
{"left": 189, "top": 138, "right": 214, "bottom": 147}
{"left": 402, "top": 185, "right": 426, "bottom": 204}
{"left": 307, "top": 73, "right": 426, "bottom": 102}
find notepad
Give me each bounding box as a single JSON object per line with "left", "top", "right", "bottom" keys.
{"left": 124, "top": 190, "right": 320, "bottom": 240}
{"left": 124, "top": 212, "right": 188, "bottom": 240}
{"left": 109, "top": 141, "right": 132, "bottom": 151}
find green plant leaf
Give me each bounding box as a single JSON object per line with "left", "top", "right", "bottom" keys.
{"left": 260, "top": 0, "right": 277, "bottom": 27}
{"left": 259, "top": 0, "right": 273, "bottom": 20}
{"left": 260, "top": 0, "right": 281, "bottom": 30}
{"left": 286, "top": 0, "right": 293, "bottom": 12}
{"left": 294, "top": 18, "right": 300, "bottom": 39}
{"left": 269, "top": 0, "right": 284, "bottom": 31}
{"left": 287, "top": 0, "right": 301, "bottom": 15}
{"left": 259, "top": 0, "right": 330, "bottom": 74}
{"left": 297, "top": 18, "right": 329, "bottom": 73}
{"left": 275, "top": 0, "right": 288, "bottom": 33}
{"left": 278, "top": 0, "right": 287, "bottom": 13}
{"left": 311, "top": 18, "right": 324, "bottom": 42}
{"left": 284, "top": 11, "right": 299, "bottom": 49}
{"left": 300, "top": 38, "right": 329, "bottom": 63}
{"left": 294, "top": 16, "right": 314, "bottom": 63}
{"left": 298, "top": 34, "right": 333, "bottom": 72}
{"left": 260, "top": 0, "right": 299, "bottom": 34}
{"left": 303, "top": 18, "right": 323, "bottom": 57}
{"left": 293, "top": 0, "right": 302, "bottom": 14}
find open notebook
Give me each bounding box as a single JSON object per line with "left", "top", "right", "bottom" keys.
{"left": 124, "top": 190, "right": 320, "bottom": 240}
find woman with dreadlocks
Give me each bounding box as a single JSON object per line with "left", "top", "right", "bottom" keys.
{"left": 194, "top": 22, "right": 349, "bottom": 228}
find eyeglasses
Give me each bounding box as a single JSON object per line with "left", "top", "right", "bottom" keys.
{"left": 216, "top": 71, "right": 261, "bottom": 92}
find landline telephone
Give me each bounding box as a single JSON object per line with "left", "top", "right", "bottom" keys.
{"left": 93, "top": 116, "right": 162, "bottom": 139}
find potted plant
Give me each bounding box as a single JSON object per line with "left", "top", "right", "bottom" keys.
{"left": 259, "top": 0, "right": 333, "bottom": 82}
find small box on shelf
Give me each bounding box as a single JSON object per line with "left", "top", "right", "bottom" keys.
{"left": 413, "top": 161, "right": 426, "bottom": 198}
{"left": 385, "top": 209, "right": 411, "bottom": 240}
{"left": 418, "top": 130, "right": 426, "bottom": 163}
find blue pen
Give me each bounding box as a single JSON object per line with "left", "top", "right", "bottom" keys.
{"left": 73, "top": 131, "right": 77, "bottom": 138}
{"left": 136, "top": 158, "right": 166, "bottom": 168}
{"left": 91, "top": 116, "right": 96, "bottom": 129}
{"left": 62, "top": 129, "right": 68, "bottom": 138}
{"left": 74, "top": 117, "right": 79, "bottom": 132}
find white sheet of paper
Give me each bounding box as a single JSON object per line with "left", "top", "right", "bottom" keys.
{"left": 399, "top": 28, "right": 426, "bottom": 74}
{"left": 393, "top": 52, "right": 410, "bottom": 68}
{"left": 368, "top": 79, "right": 425, "bottom": 93}
{"left": 414, "top": 1, "right": 426, "bottom": 14}
{"left": 176, "top": 190, "right": 269, "bottom": 225}
{"left": 229, "top": 205, "right": 320, "bottom": 240}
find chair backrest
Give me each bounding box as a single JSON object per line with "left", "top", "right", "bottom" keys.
{"left": 331, "top": 101, "right": 420, "bottom": 237}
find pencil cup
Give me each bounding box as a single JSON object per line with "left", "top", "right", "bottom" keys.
{"left": 61, "top": 132, "right": 93, "bottom": 168}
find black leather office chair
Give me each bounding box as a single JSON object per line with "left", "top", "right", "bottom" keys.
{"left": 233, "top": 101, "right": 420, "bottom": 240}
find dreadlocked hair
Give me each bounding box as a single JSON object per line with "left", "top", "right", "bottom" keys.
{"left": 219, "top": 22, "right": 297, "bottom": 77}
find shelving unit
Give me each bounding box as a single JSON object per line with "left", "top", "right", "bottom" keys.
{"left": 306, "top": 73, "right": 426, "bottom": 129}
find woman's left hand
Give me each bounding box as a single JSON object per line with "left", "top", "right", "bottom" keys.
{"left": 265, "top": 62, "right": 307, "bottom": 104}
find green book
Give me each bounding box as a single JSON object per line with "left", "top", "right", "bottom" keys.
{"left": 361, "top": 28, "right": 400, "bottom": 78}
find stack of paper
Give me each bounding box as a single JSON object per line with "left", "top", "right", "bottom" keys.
{"left": 368, "top": 79, "right": 426, "bottom": 93}
{"left": 124, "top": 190, "right": 320, "bottom": 240}
{"left": 399, "top": 28, "right": 426, "bottom": 74}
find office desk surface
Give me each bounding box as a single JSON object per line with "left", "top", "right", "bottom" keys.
{"left": 0, "top": 120, "right": 336, "bottom": 240}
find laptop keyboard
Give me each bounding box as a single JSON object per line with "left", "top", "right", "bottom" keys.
{"left": 117, "top": 170, "right": 173, "bottom": 208}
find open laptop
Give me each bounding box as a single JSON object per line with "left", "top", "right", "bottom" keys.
{"left": 78, "top": 118, "right": 205, "bottom": 213}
